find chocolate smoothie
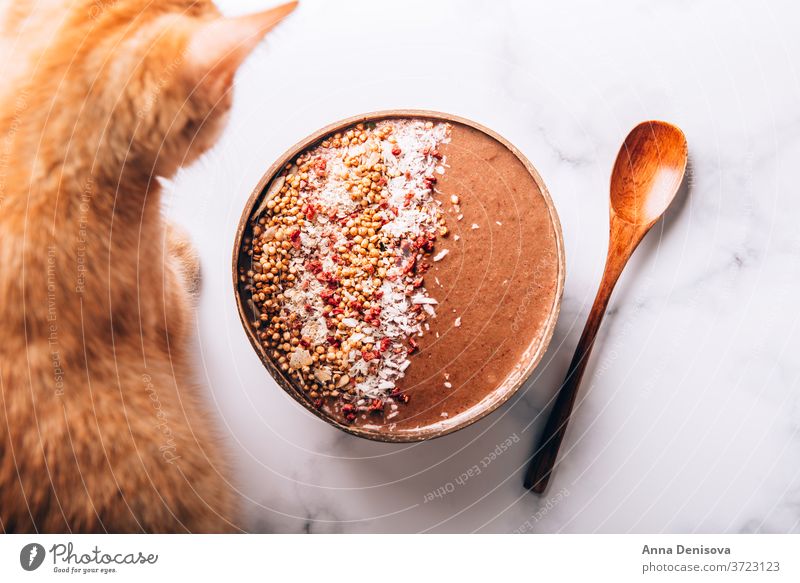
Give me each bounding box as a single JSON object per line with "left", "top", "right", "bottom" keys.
{"left": 236, "top": 115, "right": 563, "bottom": 440}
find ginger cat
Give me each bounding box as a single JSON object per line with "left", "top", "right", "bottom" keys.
{"left": 0, "top": 0, "right": 297, "bottom": 532}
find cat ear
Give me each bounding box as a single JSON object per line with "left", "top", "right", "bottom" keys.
{"left": 186, "top": 2, "right": 298, "bottom": 96}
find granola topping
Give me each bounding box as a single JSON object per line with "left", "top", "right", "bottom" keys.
{"left": 241, "top": 119, "right": 452, "bottom": 421}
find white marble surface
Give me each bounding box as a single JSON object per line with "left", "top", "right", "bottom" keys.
{"left": 165, "top": 0, "right": 800, "bottom": 532}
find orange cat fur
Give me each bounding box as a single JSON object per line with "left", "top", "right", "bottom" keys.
{"left": 0, "top": 0, "right": 297, "bottom": 533}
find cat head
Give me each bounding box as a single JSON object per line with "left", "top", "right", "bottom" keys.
{"left": 139, "top": 2, "right": 299, "bottom": 173}
{"left": 20, "top": 1, "right": 297, "bottom": 178}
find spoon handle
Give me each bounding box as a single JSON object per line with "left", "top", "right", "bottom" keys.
{"left": 524, "top": 217, "right": 641, "bottom": 493}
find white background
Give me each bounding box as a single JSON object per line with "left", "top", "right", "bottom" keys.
{"left": 165, "top": 0, "right": 800, "bottom": 533}
{"left": 1, "top": 534, "right": 797, "bottom": 581}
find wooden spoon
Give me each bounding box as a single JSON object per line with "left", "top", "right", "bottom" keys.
{"left": 524, "top": 121, "right": 688, "bottom": 494}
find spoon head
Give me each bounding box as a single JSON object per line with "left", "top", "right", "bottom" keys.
{"left": 610, "top": 121, "right": 688, "bottom": 226}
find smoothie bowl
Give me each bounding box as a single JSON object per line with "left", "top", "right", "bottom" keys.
{"left": 233, "top": 111, "right": 565, "bottom": 442}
